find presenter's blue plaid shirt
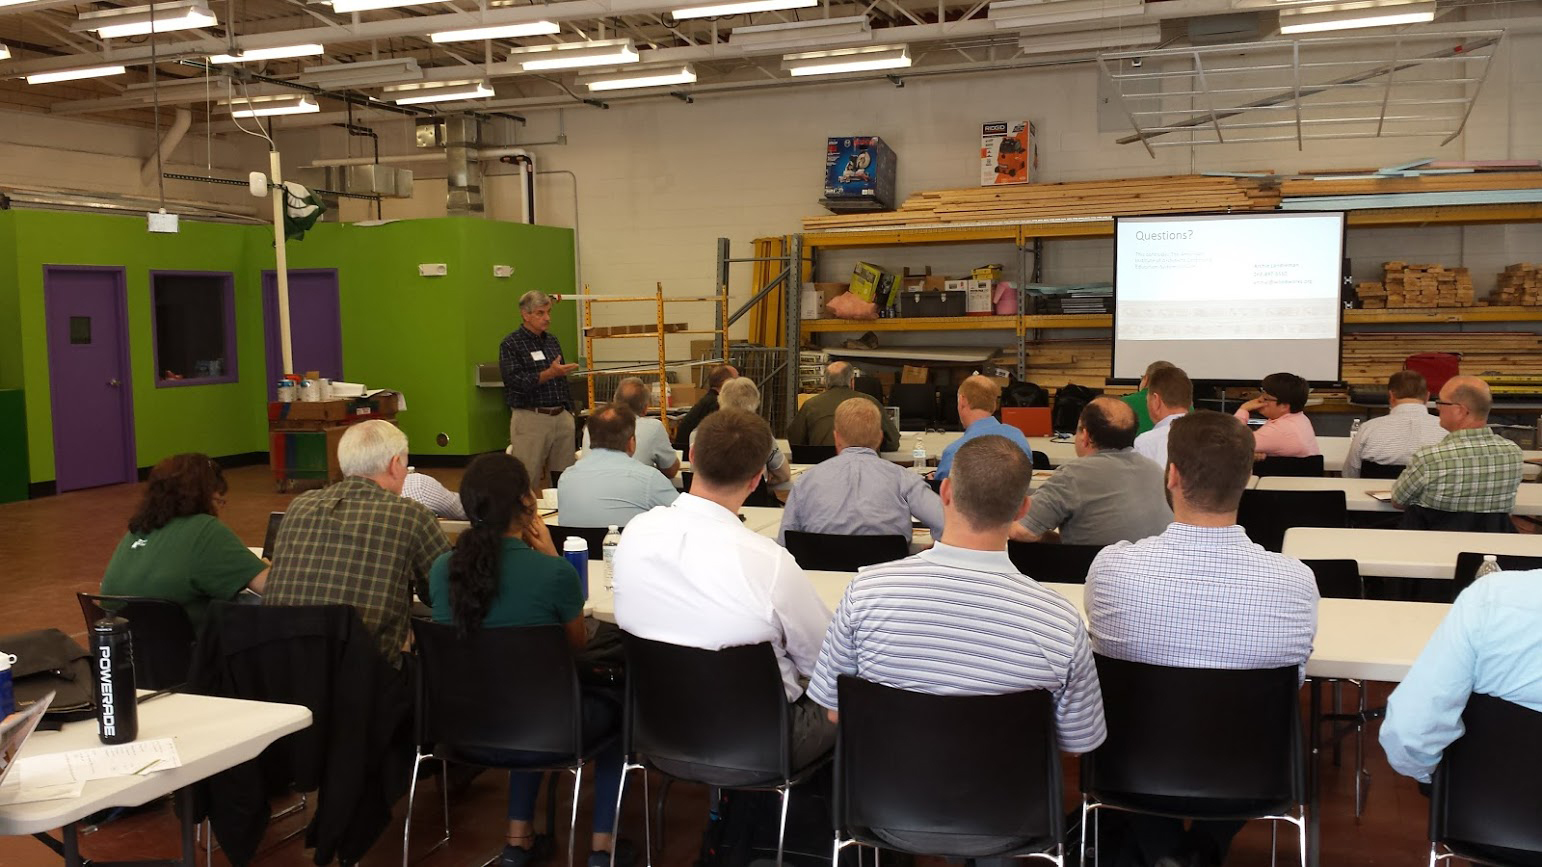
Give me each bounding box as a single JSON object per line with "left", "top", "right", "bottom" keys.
{"left": 499, "top": 326, "right": 571, "bottom": 411}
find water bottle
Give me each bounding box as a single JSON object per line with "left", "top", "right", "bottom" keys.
{"left": 0, "top": 651, "right": 16, "bottom": 719}
{"left": 91, "top": 616, "right": 138, "bottom": 744}
{"left": 602, "top": 525, "right": 622, "bottom": 589}
{"left": 1475, "top": 554, "right": 1503, "bottom": 581}
{"left": 562, "top": 536, "right": 589, "bottom": 601}
{"left": 911, "top": 433, "right": 927, "bottom": 473}
{"left": 1349, "top": 418, "right": 1362, "bottom": 438}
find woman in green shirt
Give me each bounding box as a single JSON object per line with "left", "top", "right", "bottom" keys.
{"left": 100, "top": 453, "right": 267, "bottom": 627}
{"left": 429, "top": 453, "right": 627, "bottom": 867}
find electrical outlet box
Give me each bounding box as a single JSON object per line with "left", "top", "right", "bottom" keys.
{"left": 147, "top": 211, "right": 180, "bottom": 234}
{"left": 418, "top": 263, "right": 448, "bottom": 277}
{"left": 493, "top": 265, "right": 514, "bottom": 278}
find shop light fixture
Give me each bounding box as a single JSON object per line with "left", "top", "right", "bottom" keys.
{"left": 74, "top": 1, "right": 219, "bottom": 38}
{"left": 783, "top": 45, "right": 910, "bottom": 77}
{"left": 429, "top": 20, "right": 560, "bottom": 43}
{"left": 1278, "top": 0, "right": 1435, "bottom": 32}
{"left": 330, "top": 0, "right": 450, "bottom": 12}
{"left": 671, "top": 0, "right": 816, "bottom": 19}
{"left": 1017, "top": 23, "right": 1161, "bottom": 54}
{"left": 988, "top": 0, "right": 1145, "bottom": 29}
{"left": 229, "top": 95, "right": 320, "bottom": 117}
{"left": 731, "top": 16, "right": 872, "bottom": 48}
{"left": 210, "top": 43, "right": 325, "bottom": 63}
{"left": 26, "top": 64, "right": 128, "bottom": 84}
{"left": 383, "top": 78, "right": 495, "bottom": 104}
{"left": 299, "top": 57, "right": 422, "bottom": 87}
{"left": 509, "top": 39, "right": 639, "bottom": 71}
{"left": 578, "top": 64, "right": 697, "bottom": 91}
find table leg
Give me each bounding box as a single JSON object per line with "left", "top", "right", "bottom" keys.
{"left": 1308, "top": 679, "right": 1322, "bottom": 867}
{"left": 176, "top": 789, "right": 196, "bottom": 867}
{"left": 62, "top": 822, "right": 83, "bottom": 867}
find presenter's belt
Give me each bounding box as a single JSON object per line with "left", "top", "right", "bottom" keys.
{"left": 518, "top": 406, "right": 568, "bottom": 416}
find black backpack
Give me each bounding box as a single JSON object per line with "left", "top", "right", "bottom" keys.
{"left": 1001, "top": 378, "right": 1049, "bottom": 409}
{"left": 1051, "top": 384, "right": 1103, "bottom": 435}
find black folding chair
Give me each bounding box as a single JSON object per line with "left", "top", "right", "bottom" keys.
{"left": 615, "top": 635, "right": 831, "bottom": 866}
{"left": 1453, "top": 552, "right": 1542, "bottom": 596}
{"left": 889, "top": 384, "right": 939, "bottom": 430}
{"left": 1402, "top": 505, "right": 1516, "bottom": 534}
{"left": 938, "top": 386, "right": 963, "bottom": 431}
{"left": 1360, "top": 461, "right": 1405, "bottom": 480}
{"left": 1238, "top": 489, "right": 1348, "bottom": 553}
{"left": 853, "top": 376, "right": 884, "bottom": 404}
{"left": 76, "top": 593, "right": 197, "bottom": 691}
{"left": 1252, "top": 456, "right": 1325, "bottom": 478}
{"left": 1081, "top": 656, "right": 1306, "bottom": 867}
{"left": 833, "top": 677, "right": 1064, "bottom": 864}
{"left": 782, "top": 531, "right": 909, "bottom": 572}
{"left": 1031, "top": 450, "right": 1052, "bottom": 470}
{"left": 549, "top": 524, "right": 607, "bottom": 558}
{"left": 1301, "top": 560, "right": 1376, "bottom": 818}
{"left": 406, "top": 622, "right": 613, "bottom": 867}
{"left": 1429, "top": 693, "right": 1542, "bottom": 867}
{"left": 1006, "top": 542, "right": 1104, "bottom": 585}
{"left": 789, "top": 444, "right": 837, "bottom": 465}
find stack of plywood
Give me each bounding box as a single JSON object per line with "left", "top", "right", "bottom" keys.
{"left": 1341, "top": 331, "right": 1542, "bottom": 384}
{"left": 1484, "top": 264, "right": 1542, "bottom": 306}
{"left": 802, "top": 175, "right": 1280, "bottom": 231}
{"left": 982, "top": 340, "right": 1115, "bottom": 391}
{"left": 1378, "top": 263, "right": 1475, "bottom": 308}
{"left": 1355, "top": 281, "right": 1389, "bottom": 309}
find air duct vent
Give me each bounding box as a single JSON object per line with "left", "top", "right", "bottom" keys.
{"left": 1187, "top": 13, "right": 1262, "bottom": 44}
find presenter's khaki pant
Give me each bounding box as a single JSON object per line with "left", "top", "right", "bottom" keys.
{"left": 508, "top": 408, "right": 576, "bottom": 491}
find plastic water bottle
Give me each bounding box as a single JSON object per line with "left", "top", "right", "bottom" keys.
{"left": 1349, "top": 418, "right": 1362, "bottom": 438}
{"left": 0, "top": 651, "right": 15, "bottom": 719}
{"left": 911, "top": 433, "right": 927, "bottom": 473}
{"left": 562, "top": 536, "right": 589, "bottom": 601}
{"left": 1475, "top": 554, "right": 1503, "bottom": 581}
{"left": 602, "top": 525, "right": 622, "bottom": 589}
{"left": 91, "top": 616, "right": 138, "bottom": 744}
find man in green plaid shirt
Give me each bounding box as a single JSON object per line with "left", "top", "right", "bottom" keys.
{"left": 1392, "top": 376, "right": 1523, "bottom": 515}
{"left": 265, "top": 420, "right": 449, "bottom": 665}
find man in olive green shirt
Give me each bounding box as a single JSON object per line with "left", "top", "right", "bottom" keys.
{"left": 1121, "top": 359, "right": 1176, "bottom": 435}
{"left": 786, "top": 361, "right": 900, "bottom": 453}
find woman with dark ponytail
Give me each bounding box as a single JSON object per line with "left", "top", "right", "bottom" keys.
{"left": 427, "top": 453, "right": 630, "bottom": 867}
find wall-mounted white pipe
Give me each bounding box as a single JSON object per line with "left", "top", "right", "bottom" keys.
{"left": 141, "top": 107, "right": 191, "bottom": 187}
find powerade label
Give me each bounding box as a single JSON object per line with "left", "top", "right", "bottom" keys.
{"left": 98, "top": 645, "right": 116, "bottom": 736}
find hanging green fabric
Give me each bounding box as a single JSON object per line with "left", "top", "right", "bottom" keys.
{"left": 281, "top": 181, "right": 325, "bottom": 240}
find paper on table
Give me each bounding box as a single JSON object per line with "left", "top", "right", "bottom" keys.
{"left": 1368, "top": 491, "right": 1394, "bottom": 502}
{"left": 7, "top": 738, "right": 183, "bottom": 794}
{"left": 0, "top": 775, "right": 85, "bottom": 805}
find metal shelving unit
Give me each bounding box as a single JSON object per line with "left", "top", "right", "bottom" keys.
{"left": 581, "top": 283, "right": 728, "bottom": 422}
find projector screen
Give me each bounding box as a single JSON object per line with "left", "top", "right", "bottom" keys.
{"left": 1112, "top": 212, "right": 1345, "bottom": 383}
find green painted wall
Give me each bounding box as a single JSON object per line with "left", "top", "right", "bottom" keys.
{"left": 0, "top": 214, "right": 21, "bottom": 391}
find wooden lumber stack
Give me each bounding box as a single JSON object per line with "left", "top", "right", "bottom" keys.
{"left": 1279, "top": 171, "right": 1542, "bottom": 198}
{"left": 587, "top": 322, "right": 688, "bottom": 337}
{"left": 1484, "top": 264, "right": 1542, "bottom": 306}
{"left": 1341, "top": 331, "right": 1542, "bottom": 385}
{"left": 803, "top": 175, "right": 1280, "bottom": 231}
{"left": 1375, "top": 262, "right": 1474, "bottom": 308}
{"left": 1355, "top": 281, "right": 1388, "bottom": 309}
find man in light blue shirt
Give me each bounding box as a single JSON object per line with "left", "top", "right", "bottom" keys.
{"left": 558, "top": 403, "right": 678, "bottom": 528}
{"left": 779, "top": 398, "right": 943, "bottom": 545}
{"left": 1380, "top": 568, "right": 1542, "bottom": 783}
{"left": 580, "top": 377, "right": 680, "bottom": 479}
{"left": 1133, "top": 365, "right": 1192, "bottom": 470}
{"left": 934, "top": 374, "right": 1034, "bottom": 481}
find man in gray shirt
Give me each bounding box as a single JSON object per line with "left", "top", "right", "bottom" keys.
{"left": 779, "top": 398, "right": 944, "bottom": 544}
{"left": 1010, "top": 397, "right": 1172, "bottom": 545}
{"left": 557, "top": 403, "right": 679, "bottom": 528}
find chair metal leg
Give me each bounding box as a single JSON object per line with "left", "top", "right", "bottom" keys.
{"left": 1428, "top": 842, "right": 1439, "bottom": 867}
{"left": 567, "top": 765, "right": 585, "bottom": 867}
{"left": 1330, "top": 682, "right": 1344, "bottom": 766}
{"left": 655, "top": 777, "right": 675, "bottom": 855}
{"left": 402, "top": 752, "right": 427, "bottom": 867}
{"left": 831, "top": 834, "right": 843, "bottom": 867}
{"left": 642, "top": 768, "right": 655, "bottom": 867}
{"left": 440, "top": 759, "right": 451, "bottom": 847}
{"left": 775, "top": 785, "right": 792, "bottom": 867}
{"left": 1078, "top": 800, "right": 1091, "bottom": 867}
{"left": 1297, "top": 811, "right": 1308, "bottom": 867}
{"left": 609, "top": 763, "right": 630, "bottom": 867}
{"left": 1270, "top": 821, "right": 1278, "bottom": 867}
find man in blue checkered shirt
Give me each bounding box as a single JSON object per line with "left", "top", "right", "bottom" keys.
{"left": 1086, "top": 410, "right": 1318, "bottom": 867}
{"left": 500, "top": 290, "right": 579, "bottom": 490}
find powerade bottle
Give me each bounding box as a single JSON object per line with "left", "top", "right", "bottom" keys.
{"left": 91, "top": 616, "right": 138, "bottom": 744}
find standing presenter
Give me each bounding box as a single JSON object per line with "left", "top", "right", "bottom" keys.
{"left": 500, "top": 290, "right": 580, "bottom": 491}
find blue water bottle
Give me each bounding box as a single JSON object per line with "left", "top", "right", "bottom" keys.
{"left": 0, "top": 651, "right": 15, "bottom": 718}
{"left": 562, "top": 536, "right": 589, "bottom": 601}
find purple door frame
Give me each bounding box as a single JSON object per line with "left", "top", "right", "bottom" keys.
{"left": 262, "top": 270, "right": 343, "bottom": 400}
{"left": 43, "top": 265, "right": 137, "bottom": 492}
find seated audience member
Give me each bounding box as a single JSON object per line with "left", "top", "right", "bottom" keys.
{"left": 583, "top": 377, "right": 680, "bottom": 479}
{"left": 934, "top": 374, "right": 1034, "bottom": 481}
{"left": 429, "top": 453, "right": 625, "bottom": 867}
{"left": 786, "top": 361, "right": 900, "bottom": 453}
{"left": 1342, "top": 370, "right": 1447, "bottom": 478}
{"left": 1233, "top": 372, "right": 1320, "bottom": 459}
{"left": 1122, "top": 360, "right": 1176, "bottom": 435}
{"left": 100, "top": 453, "right": 268, "bottom": 628}
{"left": 559, "top": 403, "right": 679, "bottom": 528}
{"left": 1011, "top": 397, "right": 1171, "bottom": 545}
{"left": 264, "top": 420, "right": 450, "bottom": 666}
{"left": 613, "top": 410, "right": 835, "bottom": 779}
{"left": 1380, "top": 566, "right": 1542, "bottom": 784}
{"left": 402, "top": 470, "right": 467, "bottom": 520}
{"left": 672, "top": 364, "right": 737, "bottom": 448}
{"left": 808, "top": 434, "right": 1106, "bottom": 757}
{"left": 1133, "top": 365, "right": 1192, "bottom": 469}
{"left": 1086, "top": 410, "right": 1318, "bottom": 867}
{"left": 779, "top": 397, "right": 944, "bottom": 544}
{"left": 1391, "top": 375, "right": 1523, "bottom": 527}
{"left": 706, "top": 377, "right": 792, "bottom": 486}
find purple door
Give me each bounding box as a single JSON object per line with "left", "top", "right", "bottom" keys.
{"left": 44, "top": 266, "right": 136, "bottom": 492}
{"left": 263, "top": 270, "right": 343, "bottom": 399}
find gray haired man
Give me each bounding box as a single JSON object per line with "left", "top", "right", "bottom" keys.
{"left": 499, "top": 290, "right": 580, "bottom": 490}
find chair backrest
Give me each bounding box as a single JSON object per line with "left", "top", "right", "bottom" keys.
{"left": 743, "top": 476, "right": 783, "bottom": 508}
{"left": 938, "top": 386, "right": 961, "bottom": 429}
{"left": 1360, "top": 460, "right": 1405, "bottom": 480}
{"left": 76, "top": 593, "right": 197, "bottom": 691}
{"left": 1031, "top": 450, "right": 1051, "bottom": 470}
{"left": 834, "top": 676, "right": 1061, "bottom": 858}
{"left": 1237, "top": 489, "right": 1347, "bottom": 553}
{"left": 853, "top": 376, "right": 884, "bottom": 403}
{"left": 548, "top": 524, "right": 607, "bottom": 558}
{"left": 888, "top": 384, "right": 939, "bottom": 429}
{"left": 1005, "top": 541, "right": 1103, "bottom": 585}
{"left": 260, "top": 511, "right": 285, "bottom": 560}
{"left": 1001, "top": 407, "right": 1053, "bottom": 438}
{"left": 1252, "top": 455, "right": 1325, "bottom": 478}
{"left": 1452, "top": 552, "right": 1542, "bottom": 595}
{"left": 1302, "top": 559, "right": 1364, "bottom": 599}
{"left": 1083, "top": 655, "right": 1302, "bottom": 808}
{"left": 410, "top": 621, "right": 581, "bottom": 756}
{"left": 782, "top": 530, "right": 909, "bottom": 572}
{"left": 1431, "top": 693, "right": 1542, "bottom": 858}
{"left": 1401, "top": 506, "right": 1516, "bottom": 535}
{"left": 620, "top": 633, "right": 789, "bottom": 783}
{"left": 790, "top": 444, "right": 838, "bottom": 465}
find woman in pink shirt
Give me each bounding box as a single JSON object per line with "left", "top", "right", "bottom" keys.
{"left": 1234, "top": 372, "right": 1321, "bottom": 458}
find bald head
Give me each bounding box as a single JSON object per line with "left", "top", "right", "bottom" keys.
{"left": 833, "top": 397, "right": 883, "bottom": 451}
{"left": 707, "top": 365, "right": 738, "bottom": 391}
{"left": 1080, "top": 396, "right": 1138, "bottom": 452}
{"left": 1438, "top": 375, "right": 1493, "bottom": 430}
{"left": 825, "top": 361, "right": 856, "bottom": 390}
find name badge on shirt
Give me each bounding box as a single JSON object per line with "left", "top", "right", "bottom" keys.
{"left": 531, "top": 350, "right": 546, "bottom": 361}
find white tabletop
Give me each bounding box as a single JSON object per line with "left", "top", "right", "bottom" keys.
{"left": 1316, "top": 436, "right": 1541, "bottom": 479}
{"left": 1282, "top": 527, "right": 1542, "bottom": 580}
{"left": 0, "top": 693, "right": 311, "bottom": 835}
{"left": 1256, "top": 476, "right": 1542, "bottom": 516}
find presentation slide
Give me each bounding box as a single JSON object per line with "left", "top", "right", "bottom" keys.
{"left": 1113, "top": 212, "right": 1345, "bottom": 383}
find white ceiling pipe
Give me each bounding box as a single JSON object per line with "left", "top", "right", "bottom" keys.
{"left": 140, "top": 106, "right": 192, "bottom": 186}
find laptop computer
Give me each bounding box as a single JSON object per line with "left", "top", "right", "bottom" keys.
{"left": 1, "top": 691, "right": 54, "bottom": 790}
{"left": 259, "top": 512, "right": 285, "bottom": 561}
{"left": 1001, "top": 407, "right": 1053, "bottom": 437}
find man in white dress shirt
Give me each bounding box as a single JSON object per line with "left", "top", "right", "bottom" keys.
{"left": 1133, "top": 365, "right": 1192, "bottom": 470}
{"left": 581, "top": 377, "right": 680, "bottom": 479}
{"left": 613, "top": 408, "right": 835, "bottom": 781}
{"left": 1342, "top": 370, "right": 1446, "bottom": 478}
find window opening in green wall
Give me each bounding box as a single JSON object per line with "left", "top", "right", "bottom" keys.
{"left": 151, "top": 271, "right": 238, "bottom": 387}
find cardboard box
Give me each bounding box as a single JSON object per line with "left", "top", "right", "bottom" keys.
{"left": 668, "top": 385, "right": 705, "bottom": 408}
{"left": 823, "top": 136, "right": 899, "bottom": 210}
{"left": 269, "top": 400, "right": 351, "bottom": 422}
{"left": 981, "top": 121, "right": 1038, "bottom": 186}
{"left": 850, "top": 262, "right": 884, "bottom": 302}
{"left": 901, "top": 365, "right": 930, "bottom": 384}
{"left": 900, "top": 267, "right": 949, "bottom": 292}
{"left": 800, "top": 282, "right": 849, "bottom": 319}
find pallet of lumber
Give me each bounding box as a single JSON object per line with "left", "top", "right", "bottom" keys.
{"left": 1280, "top": 171, "right": 1542, "bottom": 198}
{"left": 1341, "top": 331, "right": 1542, "bottom": 385}
{"left": 1377, "top": 262, "right": 1475, "bottom": 309}
{"left": 1483, "top": 263, "right": 1542, "bottom": 306}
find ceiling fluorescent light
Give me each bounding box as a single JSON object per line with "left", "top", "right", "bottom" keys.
{"left": 330, "top": 0, "right": 450, "bottom": 11}
{"left": 989, "top": 0, "right": 1145, "bottom": 29}
{"left": 0, "top": 43, "right": 10, "bottom": 61}
{"left": 783, "top": 45, "right": 911, "bottom": 77}
{"left": 384, "top": 79, "right": 494, "bottom": 104}
{"left": 1279, "top": 0, "right": 1435, "bottom": 32}
{"left": 1018, "top": 23, "right": 1160, "bottom": 53}
{"left": 210, "top": 43, "right": 325, "bottom": 63}
{"left": 230, "top": 95, "right": 320, "bottom": 117}
{"left": 672, "top": 0, "right": 816, "bottom": 20}
{"left": 26, "top": 64, "right": 128, "bottom": 84}
{"left": 74, "top": 1, "right": 218, "bottom": 38}
{"left": 731, "top": 15, "right": 872, "bottom": 48}
{"left": 578, "top": 64, "right": 697, "bottom": 91}
{"left": 510, "top": 39, "right": 640, "bottom": 71}
{"left": 429, "top": 20, "right": 560, "bottom": 43}
{"left": 299, "top": 57, "right": 422, "bottom": 87}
